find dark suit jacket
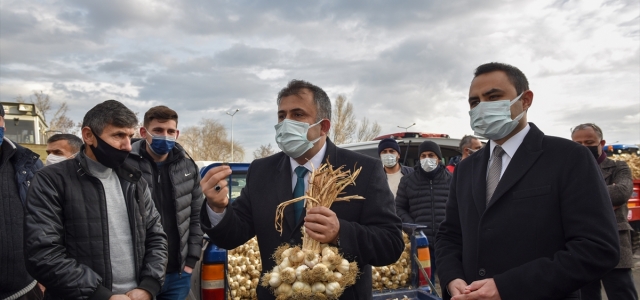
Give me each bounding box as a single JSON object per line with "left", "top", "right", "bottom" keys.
{"left": 201, "top": 139, "right": 404, "bottom": 300}
{"left": 435, "top": 123, "right": 619, "bottom": 300}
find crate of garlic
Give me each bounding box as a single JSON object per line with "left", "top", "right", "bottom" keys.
{"left": 227, "top": 237, "right": 262, "bottom": 299}
{"left": 372, "top": 232, "right": 412, "bottom": 291}
{"left": 609, "top": 154, "right": 640, "bottom": 179}
{"left": 226, "top": 232, "right": 414, "bottom": 300}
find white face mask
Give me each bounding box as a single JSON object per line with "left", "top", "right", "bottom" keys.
{"left": 469, "top": 93, "right": 525, "bottom": 141}
{"left": 380, "top": 154, "right": 397, "bottom": 168}
{"left": 274, "top": 119, "right": 322, "bottom": 158}
{"left": 420, "top": 158, "right": 439, "bottom": 172}
{"left": 45, "top": 153, "right": 73, "bottom": 166}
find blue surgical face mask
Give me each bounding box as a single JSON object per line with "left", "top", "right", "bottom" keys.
{"left": 274, "top": 119, "right": 322, "bottom": 159}
{"left": 146, "top": 130, "right": 176, "bottom": 155}
{"left": 469, "top": 93, "right": 525, "bottom": 141}
{"left": 0, "top": 127, "right": 4, "bottom": 146}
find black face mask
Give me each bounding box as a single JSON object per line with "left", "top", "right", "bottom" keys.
{"left": 586, "top": 145, "right": 600, "bottom": 160}
{"left": 90, "top": 131, "right": 130, "bottom": 169}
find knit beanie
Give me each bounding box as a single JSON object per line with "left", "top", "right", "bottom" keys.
{"left": 418, "top": 141, "right": 443, "bottom": 160}
{"left": 378, "top": 138, "right": 401, "bottom": 155}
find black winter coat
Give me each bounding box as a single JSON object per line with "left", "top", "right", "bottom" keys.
{"left": 126, "top": 141, "right": 204, "bottom": 271}
{"left": 24, "top": 148, "right": 168, "bottom": 300}
{"left": 395, "top": 166, "right": 451, "bottom": 243}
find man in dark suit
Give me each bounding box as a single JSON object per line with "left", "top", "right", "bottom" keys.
{"left": 199, "top": 80, "right": 404, "bottom": 300}
{"left": 435, "top": 62, "right": 620, "bottom": 300}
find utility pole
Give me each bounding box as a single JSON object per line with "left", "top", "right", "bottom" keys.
{"left": 397, "top": 122, "right": 416, "bottom": 132}
{"left": 226, "top": 109, "right": 240, "bottom": 161}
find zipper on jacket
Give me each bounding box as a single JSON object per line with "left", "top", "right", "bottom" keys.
{"left": 126, "top": 183, "right": 140, "bottom": 277}
{"left": 430, "top": 180, "right": 435, "bottom": 239}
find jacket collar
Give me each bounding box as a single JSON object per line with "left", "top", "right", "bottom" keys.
{"left": 76, "top": 145, "right": 142, "bottom": 183}
{"left": 599, "top": 157, "right": 616, "bottom": 179}
{"left": 471, "top": 123, "right": 545, "bottom": 214}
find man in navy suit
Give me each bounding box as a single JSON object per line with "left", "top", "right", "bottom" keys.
{"left": 199, "top": 80, "right": 404, "bottom": 300}
{"left": 435, "top": 63, "right": 619, "bottom": 300}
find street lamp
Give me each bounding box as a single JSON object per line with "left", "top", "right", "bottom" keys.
{"left": 226, "top": 109, "right": 240, "bottom": 161}
{"left": 397, "top": 122, "right": 416, "bottom": 132}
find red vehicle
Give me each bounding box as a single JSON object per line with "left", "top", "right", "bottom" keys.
{"left": 627, "top": 180, "right": 640, "bottom": 229}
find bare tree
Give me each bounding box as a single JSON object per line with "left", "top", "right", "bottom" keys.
{"left": 15, "top": 95, "right": 26, "bottom": 103}
{"left": 131, "top": 112, "right": 145, "bottom": 139}
{"left": 179, "top": 118, "right": 245, "bottom": 162}
{"left": 330, "top": 95, "right": 381, "bottom": 144}
{"left": 30, "top": 91, "right": 52, "bottom": 122}
{"left": 356, "top": 117, "right": 382, "bottom": 142}
{"left": 330, "top": 95, "right": 357, "bottom": 145}
{"left": 49, "top": 102, "right": 77, "bottom": 135}
{"left": 253, "top": 143, "right": 277, "bottom": 159}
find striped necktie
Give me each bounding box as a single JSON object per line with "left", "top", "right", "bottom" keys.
{"left": 486, "top": 145, "right": 505, "bottom": 204}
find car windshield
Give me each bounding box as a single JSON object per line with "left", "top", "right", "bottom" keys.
{"left": 229, "top": 173, "right": 247, "bottom": 201}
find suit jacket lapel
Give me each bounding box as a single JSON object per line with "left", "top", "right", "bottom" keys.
{"left": 471, "top": 143, "right": 491, "bottom": 216}
{"left": 599, "top": 158, "right": 615, "bottom": 183}
{"left": 275, "top": 155, "right": 297, "bottom": 239}
{"left": 487, "top": 124, "right": 544, "bottom": 208}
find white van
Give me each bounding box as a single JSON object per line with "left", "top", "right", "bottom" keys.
{"left": 338, "top": 132, "right": 473, "bottom": 168}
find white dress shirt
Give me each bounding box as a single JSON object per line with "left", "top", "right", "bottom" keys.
{"left": 487, "top": 124, "right": 531, "bottom": 179}
{"left": 206, "top": 142, "right": 328, "bottom": 226}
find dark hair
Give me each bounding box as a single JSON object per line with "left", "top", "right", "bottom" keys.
{"left": 47, "top": 134, "right": 83, "bottom": 152}
{"left": 474, "top": 62, "right": 529, "bottom": 94}
{"left": 144, "top": 105, "right": 178, "bottom": 128}
{"left": 277, "top": 80, "right": 331, "bottom": 122}
{"left": 81, "top": 100, "right": 138, "bottom": 136}
{"left": 459, "top": 135, "right": 479, "bottom": 151}
{"left": 571, "top": 123, "right": 604, "bottom": 140}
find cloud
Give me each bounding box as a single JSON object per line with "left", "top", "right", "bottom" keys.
{"left": 0, "top": 0, "right": 638, "bottom": 161}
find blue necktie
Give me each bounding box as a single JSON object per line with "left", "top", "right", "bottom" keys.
{"left": 293, "top": 166, "right": 309, "bottom": 223}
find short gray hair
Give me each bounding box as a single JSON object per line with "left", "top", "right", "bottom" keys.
{"left": 571, "top": 123, "right": 603, "bottom": 140}
{"left": 277, "top": 80, "right": 331, "bottom": 122}
{"left": 459, "top": 135, "right": 479, "bottom": 151}
{"left": 47, "top": 134, "right": 83, "bottom": 153}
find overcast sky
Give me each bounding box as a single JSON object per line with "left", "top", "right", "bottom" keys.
{"left": 1, "top": 0, "right": 638, "bottom": 161}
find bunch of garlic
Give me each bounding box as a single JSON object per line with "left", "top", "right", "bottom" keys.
{"left": 610, "top": 153, "right": 640, "bottom": 179}
{"left": 261, "top": 244, "right": 358, "bottom": 300}
{"left": 372, "top": 232, "right": 411, "bottom": 291}
{"left": 228, "top": 237, "right": 262, "bottom": 300}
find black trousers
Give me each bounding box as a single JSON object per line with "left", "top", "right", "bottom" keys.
{"left": 580, "top": 268, "right": 638, "bottom": 300}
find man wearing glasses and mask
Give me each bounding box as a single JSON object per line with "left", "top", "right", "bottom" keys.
{"left": 446, "top": 135, "right": 483, "bottom": 173}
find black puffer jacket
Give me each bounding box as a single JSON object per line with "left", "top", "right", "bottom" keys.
{"left": 23, "top": 148, "right": 168, "bottom": 300}
{"left": 395, "top": 165, "right": 452, "bottom": 243}
{"left": 126, "top": 140, "right": 204, "bottom": 271}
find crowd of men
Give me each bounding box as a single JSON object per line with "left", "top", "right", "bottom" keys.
{"left": 0, "top": 61, "right": 635, "bottom": 300}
